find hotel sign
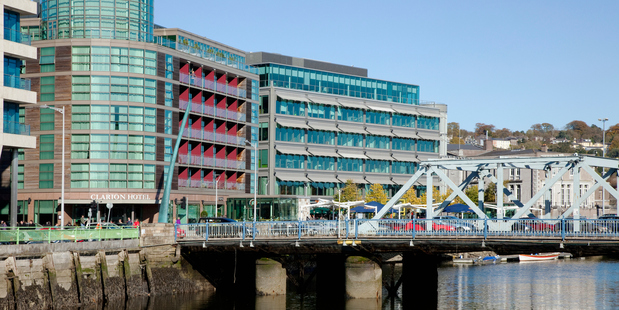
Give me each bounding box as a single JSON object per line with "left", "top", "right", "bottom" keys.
{"left": 90, "top": 194, "right": 151, "bottom": 200}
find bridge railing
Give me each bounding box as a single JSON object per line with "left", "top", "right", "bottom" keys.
{"left": 174, "top": 218, "right": 619, "bottom": 242}
{"left": 0, "top": 226, "right": 140, "bottom": 244}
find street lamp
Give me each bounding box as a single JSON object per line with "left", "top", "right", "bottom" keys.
{"left": 214, "top": 173, "right": 223, "bottom": 217}
{"left": 34, "top": 105, "right": 65, "bottom": 228}
{"left": 245, "top": 140, "right": 257, "bottom": 222}
{"left": 599, "top": 118, "right": 608, "bottom": 213}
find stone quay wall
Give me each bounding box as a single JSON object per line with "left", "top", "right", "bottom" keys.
{"left": 0, "top": 224, "right": 213, "bottom": 310}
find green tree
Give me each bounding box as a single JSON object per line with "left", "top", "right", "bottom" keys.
{"left": 400, "top": 187, "right": 419, "bottom": 204}
{"left": 365, "top": 184, "right": 388, "bottom": 204}
{"left": 335, "top": 180, "right": 361, "bottom": 202}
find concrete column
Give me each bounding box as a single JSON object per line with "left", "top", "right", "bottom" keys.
{"left": 344, "top": 256, "right": 382, "bottom": 299}
{"left": 255, "top": 258, "right": 286, "bottom": 296}
{"left": 402, "top": 252, "right": 438, "bottom": 309}
{"left": 10, "top": 148, "right": 18, "bottom": 227}
{"left": 47, "top": 252, "right": 79, "bottom": 308}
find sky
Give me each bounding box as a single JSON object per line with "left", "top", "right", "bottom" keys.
{"left": 154, "top": 0, "right": 619, "bottom": 133}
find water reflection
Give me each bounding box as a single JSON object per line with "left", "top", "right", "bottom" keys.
{"left": 99, "top": 257, "right": 619, "bottom": 310}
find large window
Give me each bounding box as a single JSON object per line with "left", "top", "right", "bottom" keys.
{"left": 165, "top": 82, "right": 173, "bottom": 106}
{"left": 275, "top": 126, "right": 305, "bottom": 143}
{"left": 418, "top": 116, "right": 439, "bottom": 130}
{"left": 308, "top": 130, "right": 335, "bottom": 145}
{"left": 275, "top": 153, "right": 305, "bottom": 169}
{"left": 259, "top": 122, "right": 269, "bottom": 141}
{"left": 72, "top": 104, "right": 156, "bottom": 132}
{"left": 40, "top": 106, "right": 55, "bottom": 130}
{"left": 72, "top": 75, "right": 156, "bottom": 103}
{"left": 366, "top": 135, "right": 390, "bottom": 149}
{"left": 417, "top": 140, "right": 439, "bottom": 153}
{"left": 40, "top": 47, "right": 55, "bottom": 72}
{"left": 71, "top": 163, "right": 155, "bottom": 189}
{"left": 308, "top": 103, "right": 335, "bottom": 119}
{"left": 393, "top": 162, "right": 417, "bottom": 174}
{"left": 40, "top": 135, "right": 54, "bottom": 159}
{"left": 165, "top": 54, "right": 174, "bottom": 79}
{"left": 366, "top": 111, "right": 390, "bottom": 125}
{"left": 72, "top": 46, "right": 156, "bottom": 75}
{"left": 71, "top": 134, "right": 155, "bottom": 160}
{"left": 39, "top": 164, "right": 54, "bottom": 189}
{"left": 338, "top": 158, "right": 363, "bottom": 172}
{"left": 307, "top": 156, "right": 335, "bottom": 170}
{"left": 366, "top": 160, "right": 389, "bottom": 173}
{"left": 337, "top": 132, "right": 363, "bottom": 147}
{"left": 275, "top": 99, "right": 305, "bottom": 116}
{"left": 40, "top": 76, "right": 55, "bottom": 101}
{"left": 337, "top": 107, "right": 363, "bottom": 122}
{"left": 393, "top": 113, "right": 414, "bottom": 128}
{"left": 393, "top": 138, "right": 415, "bottom": 151}
{"left": 259, "top": 149, "right": 268, "bottom": 168}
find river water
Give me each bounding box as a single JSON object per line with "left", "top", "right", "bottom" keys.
{"left": 105, "top": 256, "right": 619, "bottom": 309}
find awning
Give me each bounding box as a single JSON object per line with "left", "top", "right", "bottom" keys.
{"left": 276, "top": 90, "right": 309, "bottom": 103}
{"left": 365, "top": 103, "right": 395, "bottom": 113}
{"left": 337, "top": 151, "right": 368, "bottom": 159}
{"left": 336, "top": 175, "right": 368, "bottom": 184}
{"left": 336, "top": 122, "right": 367, "bottom": 134}
{"left": 418, "top": 108, "right": 441, "bottom": 118}
{"left": 275, "top": 116, "right": 308, "bottom": 129}
{"left": 391, "top": 152, "right": 419, "bottom": 162}
{"left": 391, "top": 175, "right": 413, "bottom": 185}
{"left": 391, "top": 104, "right": 419, "bottom": 115}
{"left": 391, "top": 127, "right": 418, "bottom": 139}
{"left": 337, "top": 98, "right": 366, "bottom": 110}
{"left": 307, "top": 173, "right": 339, "bottom": 183}
{"left": 364, "top": 150, "right": 393, "bottom": 161}
{"left": 274, "top": 144, "right": 308, "bottom": 155}
{"left": 307, "top": 119, "right": 338, "bottom": 132}
{"left": 364, "top": 175, "right": 393, "bottom": 185}
{"left": 307, "top": 147, "right": 339, "bottom": 158}
{"left": 417, "top": 130, "right": 440, "bottom": 141}
{"left": 275, "top": 170, "right": 309, "bottom": 182}
{"left": 364, "top": 125, "right": 393, "bottom": 137}
{"left": 417, "top": 153, "right": 438, "bottom": 162}
{"left": 307, "top": 95, "right": 340, "bottom": 106}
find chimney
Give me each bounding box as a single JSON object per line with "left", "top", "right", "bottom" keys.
{"left": 484, "top": 139, "right": 493, "bottom": 151}
{"left": 541, "top": 144, "right": 548, "bottom": 152}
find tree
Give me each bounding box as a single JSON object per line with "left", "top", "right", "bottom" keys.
{"left": 549, "top": 142, "right": 576, "bottom": 153}
{"left": 400, "top": 187, "right": 419, "bottom": 204}
{"left": 494, "top": 128, "right": 512, "bottom": 138}
{"left": 365, "top": 184, "right": 388, "bottom": 204}
{"left": 335, "top": 180, "right": 361, "bottom": 202}
{"left": 474, "top": 123, "right": 495, "bottom": 137}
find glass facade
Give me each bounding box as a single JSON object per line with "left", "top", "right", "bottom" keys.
{"left": 71, "top": 46, "right": 157, "bottom": 74}
{"left": 257, "top": 64, "right": 420, "bottom": 105}
{"left": 40, "top": 0, "right": 154, "bottom": 42}
{"left": 71, "top": 163, "right": 155, "bottom": 189}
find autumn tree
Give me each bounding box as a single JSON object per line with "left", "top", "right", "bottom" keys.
{"left": 365, "top": 184, "right": 388, "bottom": 204}
{"left": 494, "top": 128, "right": 512, "bottom": 139}
{"left": 335, "top": 180, "right": 361, "bottom": 202}
{"left": 474, "top": 123, "right": 495, "bottom": 137}
{"left": 448, "top": 122, "right": 465, "bottom": 144}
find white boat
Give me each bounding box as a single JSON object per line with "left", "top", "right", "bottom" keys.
{"left": 519, "top": 253, "right": 560, "bottom": 261}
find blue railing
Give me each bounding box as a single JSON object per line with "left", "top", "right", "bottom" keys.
{"left": 175, "top": 218, "right": 619, "bottom": 242}
{"left": 3, "top": 121, "right": 30, "bottom": 135}
{"left": 4, "top": 28, "right": 31, "bottom": 45}
{"left": 4, "top": 74, "right": 31, "bottom": 90}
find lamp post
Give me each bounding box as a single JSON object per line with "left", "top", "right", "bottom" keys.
{"left": 34, "top": 105, "right": 65, "bottom": 228}
{"left": 599, "top": 118, "right": 608, "bottom": 213}
{"left": 245, "top": 140, "right": 257, "bottom": 222}
{"left": 214, "top": 173, "right": 223, "bottom": 217}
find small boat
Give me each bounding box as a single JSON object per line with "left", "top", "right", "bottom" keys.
{"left": 519, "top": 253, "right": 560, "bottom": 261}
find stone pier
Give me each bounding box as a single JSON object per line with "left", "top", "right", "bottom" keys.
{"left": 344, "top": 256, "right": 382, "bottom": 299}
{"left": 255, "top": 258, "right": 286, "bottom": 296}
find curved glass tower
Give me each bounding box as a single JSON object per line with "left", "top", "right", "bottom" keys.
{"left": 40, "top": 0, "right": 154, "bottom": 42}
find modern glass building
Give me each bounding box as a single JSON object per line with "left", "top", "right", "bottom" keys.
{"left": 0, "top": 0, "right": 38, "bottom": 226}
{"left": 11, "top": 3, "right": 259, "bottom": 225}
{"left": 239, "top": 52, "right": 447, "bottom": 220}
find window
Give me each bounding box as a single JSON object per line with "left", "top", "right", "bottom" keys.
{"left": 40, "top": 76, "right": 55, "bottom": 101}
{"left": 307, "top": 156, "right": 335, "bottom": 170}
{"left": 337, "top": 107, "right": 363, "bottom": 122}
{"left": 338, "top": 158, "right": 363, "bottom": 172}
{"left": 71, "top": 46, "right": 156, "bottom": 75}
{"left": 40, "top": 135, "right": 54, "bottom": 159}
{"left": 366, "top": 135, "right": 390, "bottom": 149}
{"left": 259, "top": 149, "right": 268, "bottom": 168}
{"left": 165, "top": 54, "right": 174, "bottom": 79}
{"left": 308, "top": 130, "right": 335, "bottom": 145}
{"left": 259, "top": 122, "right": 269, "bottom": 141}
{"left": 337, "top": 133, "right": 363, "bottom": 147}
{"left": 366, "top": 160, "right": 389, "bottom": 173}
{"left": 366, "top": 111, "right": 390, "bottom": 125}
{"left": 164, "top": 138, "right": 172, "bottom": 162}
{"left": 275, "top": 126, "right": 305, "bottom": 143}
{"left": 417, "top": 116, "right": 439, "bottom": 130}
{"left": 393, "top": 113, "right": 415, "bottom": 128}
{"left": 259, "top": 95, "right": 269, "bottom": 114}
{"left": 164, "top": 110, "right": 172, "bottom": 134}
{"left": 276, "top": 99, "right": 305, "bottom": 116}
{"left": 40, "top": 106, "right": 55, "bottom": 130}
{"left": 393, "top": 161, "right": 417, "bottom": 174}
{"left": 40, "top": 47, "right": 55, "bottom": 72}
{"left": 509, "top": 168, "right": 521, "bottom": 180}
{"left": 275, "top": 153, "right": 305, "bottom": 169}
{"left": 417, "top": 140, "right": 438, "bottom": 153}
{"left": 17, "top": 165, "right": 24, "bottom": 189}
{"left": 39, "top": 163, "right": 54, "bottom": 188}
{"left": 165, "top": 82, "right": 173, "bottom": 106}
{"left": 393, "top": 138, "right": 415, "bottom": 151}
{"left": 308, "top": 103, "right": 335, "bottom": 119}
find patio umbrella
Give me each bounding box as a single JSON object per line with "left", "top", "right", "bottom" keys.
{"left": 442, "top": 203, "right": 474, "bottom": 213}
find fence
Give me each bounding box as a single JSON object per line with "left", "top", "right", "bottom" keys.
{"left": 0, "top": 226, "right": 139, "bottom": 244}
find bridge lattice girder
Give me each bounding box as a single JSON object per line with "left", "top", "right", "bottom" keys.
{"left": 372, "top": 155, "right": 619, "bottom": 221}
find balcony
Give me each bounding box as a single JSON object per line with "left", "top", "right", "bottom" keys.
{"left": 4, "top": 74, "right": 31, "bottom": 91}
{"left": 3, "top": 121, "right": 30, "bottom": 135}
{"left": 178, "top": 178, "right": 246, "bottom": 191}
{"left": 4, "top": 28, "right": 31, "bottom": 45}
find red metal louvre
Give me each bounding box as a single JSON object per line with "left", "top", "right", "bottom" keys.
{"left": 229, "top": 77, "right": 238, "bottom": 88}
{"left": 204, "top": 144, "right": 214, "bottom": 157}
{"left": 216, "top": 97, "right": 226, "bottom": 110}
{"left": 228, "top": 124, "right": 237, "bottom": 135}
{"left": 217, "top": 73, "right": 226, "bottom": 85}
{"left": 179, "top": 141, "right": 188, "bottom": 155}
{"left": 192, "top": 91, "right": 202, "bottom": 104}
{"left": 205, "top": 70, "right": 215, "bottom": 82}
{"left": 205, "top": 94, "right": 214, "bottom": 107}
{"left": 180, "top": 88, "right": 189, "bottom": 101}
{"left": 192, "top": 117, "right": 202, "bottom": 131}
{"left": 215, "top": 147, "right": 226, "bottom": 159}
{"left": 228, "top": 99, "right": 237, "bottom": 112}
{"left": 194, "top": 67, "right": 202, "bottom": 78}
{"left": 227, "top": 148, "right": 237, "bottom": 161}
{"left": 180, "top": 63, "right": 189, "bottom": 74}
{"left": 215, "top": 122, "right": 226, "bottom": 135}
{"left": 191, "top": 142, "right": 201, "bottom": 157}
{"left": 204, "top": 170, "right": 214, "bottom": 181}
{"left": 227, "top": 172, "right": 236, "bottom": 184}
{"left": 178, "top": 167, "right": 188, "bottom": 179}
{"left": 204, "top": 119, "right": 214, "bottom": 132}
{"left": 191, "top": 169, "right": 201, "bottom": 180}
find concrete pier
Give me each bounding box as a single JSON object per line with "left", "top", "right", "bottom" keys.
{"left": 255, "top": 258, "right": 286, "bottom": 296}
{"left": 344, "top": 256, "right": 382, "bottom": 299}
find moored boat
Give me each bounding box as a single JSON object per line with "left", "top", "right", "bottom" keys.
{"left": 519, "top": 253, "right": 560, "bottom": 261}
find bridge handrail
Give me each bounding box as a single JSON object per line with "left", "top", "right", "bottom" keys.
{"left": 174, "top": 218, "right": 619, "bottom": 242}
{"left": 0, "top": 226, "right": 140, "bottom": 244}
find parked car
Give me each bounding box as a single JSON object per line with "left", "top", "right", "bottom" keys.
{"left": 597, "top": 214, "right": 619, "bottom": 232}
{"left": 433, "top": 216, "right": 476, "bottom": 231}
{"left": 513, "top": 214, "right": 557, "bottom": 232}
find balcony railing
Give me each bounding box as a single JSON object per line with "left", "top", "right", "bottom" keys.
{"left": 178, "top": 178, "right": 245, "bottom": 191}
{"left": 4, "top": 28, "right": 31, "bottom": 45}
{"left": 178, "top": 155, "right": 247, "bottom": 170}
{"left": 4, "top": 74, "right": 31, "bottom": 91}
{"left": 179, "top": 73, "right": 248, "bottom": 99}
{"left": 3, "top": 121, "right": 30, "bottom": 135}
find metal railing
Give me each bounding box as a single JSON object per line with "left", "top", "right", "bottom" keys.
{"left": 3, "top": 121, "right": 30, "bottom": 135}
{"left": 4, "top": 74, "right": 31, "bottom": 90}
{"left": 0, "top": 226, "right": 139, "bottom": 244}
{"left": 175, "top": 218, "right": 619, "bottom": 242}
{"left": 4, "top": 28, "right": 31, "bottom": 45}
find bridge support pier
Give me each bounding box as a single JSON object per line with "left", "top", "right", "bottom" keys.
{"left": 345, "top": 256, "right": 382, "bottom": 299}
{"left": 402, "top": 252, "right": 438, "bottom": 309}
{"left": 255, "top": 258, "right": 286, "bottom": 296}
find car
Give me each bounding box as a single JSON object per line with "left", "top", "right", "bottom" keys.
{"left": 433, "top": 216, "right": 476, "bottom": 231}
{"left": 597, "top": 214, "right": 619, "bottom": 232}
{"left": 513, "top": 214, "right": 557, "bottom": 232}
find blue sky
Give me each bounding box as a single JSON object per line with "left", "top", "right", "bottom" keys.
{"left": 154, "top": 0, "right": 619, "bottom": 132}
